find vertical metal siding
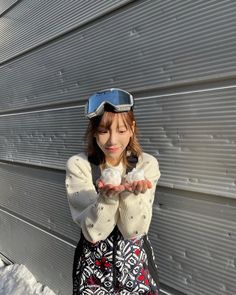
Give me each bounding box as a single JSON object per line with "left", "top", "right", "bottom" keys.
{"left": 1, "top": 1, "right": 236, "bottom": 294}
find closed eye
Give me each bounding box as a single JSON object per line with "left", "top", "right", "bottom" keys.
{"left": 98, "top": 130, "right": 108, "bottom": 134}
{"left": 119, "top": 130, "right": 127, "bottom": 133}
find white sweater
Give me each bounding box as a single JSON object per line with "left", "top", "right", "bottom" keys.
{"left": 65, "top": 152, "right": 161, "bottom": 243}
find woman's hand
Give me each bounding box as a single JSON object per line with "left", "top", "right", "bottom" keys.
{"left": 124, "top": 179, "right": 152, "bottom": 195}
{"left": 97, "top": 179, "right": 152, "bottom": 196}
{"left": 96, "top": 179, "right": 126, "bottom": 197}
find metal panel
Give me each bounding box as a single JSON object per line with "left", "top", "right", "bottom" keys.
{"left": 0, "top": 0, "right": 18, "bottom": 15}
{"left": 134, "top": 86, "right": 236, "bottom": 199}
{"left": 0, "top": 208, "right": 75, "bottom": 295}
{"left": 151, "top": 187, "right": 236, "bottom": 295}
{"left": 0, "top": 0, "right": 132, "bottom": 63}
{"left": 0, "top": 105, "right": 86, "bottom": 166}
{"left": 0, "top": 86, "right": 235, "bottom": 199}
{"left": 1, "top": 1, "right": 236, "bottom": 295}
{"left": 1, "top": 1, "right": 236, "bottom": 111}
{"left": 0, "top": 161, "right": 80, "bottom": 242}
{"left": 1, "top": 176, "right": 236, "bottom": 295}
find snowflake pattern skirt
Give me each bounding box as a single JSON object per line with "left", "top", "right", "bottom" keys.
{"left": 73, "top": 227, "right": 159, "bottom": 294}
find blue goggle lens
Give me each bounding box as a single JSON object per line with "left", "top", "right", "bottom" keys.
{"left": 86, "top": 89, "right": 133, "bottom": 118}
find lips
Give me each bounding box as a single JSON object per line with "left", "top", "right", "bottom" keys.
{"left": 106, "top": 147, "right": 119, "bottom": 152}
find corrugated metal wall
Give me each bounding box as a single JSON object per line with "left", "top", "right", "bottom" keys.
{"left": 0, "top": 0, "right": 236, "bottom": 294}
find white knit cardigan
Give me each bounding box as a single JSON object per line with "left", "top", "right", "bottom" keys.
{"left": 65, "top": 152, "right": 161, "bottom": 243}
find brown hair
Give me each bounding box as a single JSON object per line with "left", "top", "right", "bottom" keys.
{"left": 84, "top": 108, "right": 143, "bottom": 169}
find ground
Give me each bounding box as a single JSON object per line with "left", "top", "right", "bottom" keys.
{"left": 0, "top": 259, "right": 56, "bottom": 295}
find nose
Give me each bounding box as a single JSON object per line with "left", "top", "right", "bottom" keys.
{"left": 107, "top": 131, "right": 117, "bottom": 146}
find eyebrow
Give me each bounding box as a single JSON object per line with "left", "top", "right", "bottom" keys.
{"left": 99, "top": 124, "right": 127, "bottom": 128}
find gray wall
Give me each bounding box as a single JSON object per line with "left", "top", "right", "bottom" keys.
{"left": 0, "top": 0, "right": 236, "bottom": 294}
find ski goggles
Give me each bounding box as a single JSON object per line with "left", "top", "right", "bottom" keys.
{"left": 85, "top": 88, "right": 134, "bottom": 119}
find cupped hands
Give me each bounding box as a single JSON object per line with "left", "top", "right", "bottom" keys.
{"left": 97, "top": 179, "right": 152, "bottom": 196}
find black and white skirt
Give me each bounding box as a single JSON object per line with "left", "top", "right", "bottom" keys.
{"left": 72, "top": 226, "right": 159, "bottom": 294}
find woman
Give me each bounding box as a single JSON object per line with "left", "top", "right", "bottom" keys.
{"left": 65, "top": 88, "right": 161, "bottom": 294}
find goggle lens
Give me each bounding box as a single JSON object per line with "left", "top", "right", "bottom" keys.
{"left": 86, "top": 89, "right": 133, "bottom": 118}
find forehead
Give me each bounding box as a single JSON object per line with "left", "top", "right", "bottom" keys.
{"left": 99, "top": 112, "right": 127, "bottom": 127}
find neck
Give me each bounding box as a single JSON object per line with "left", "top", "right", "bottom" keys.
{"left": 106, "top": 156, "right": 122, "bottom": 166}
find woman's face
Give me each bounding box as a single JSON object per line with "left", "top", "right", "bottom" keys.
{"left": 95, "top": 113, "right": 134, "bottom": 165}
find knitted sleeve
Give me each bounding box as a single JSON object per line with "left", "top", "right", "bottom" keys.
{"left": 65, "top": 153, "right": 119, "bottom": 243}
{"left": 117, "top": 153, "right": 161, "bottom": 239}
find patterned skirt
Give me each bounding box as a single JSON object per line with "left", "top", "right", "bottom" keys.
{"left": 72, "top": 227, "right": 159, "bottom": 294}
